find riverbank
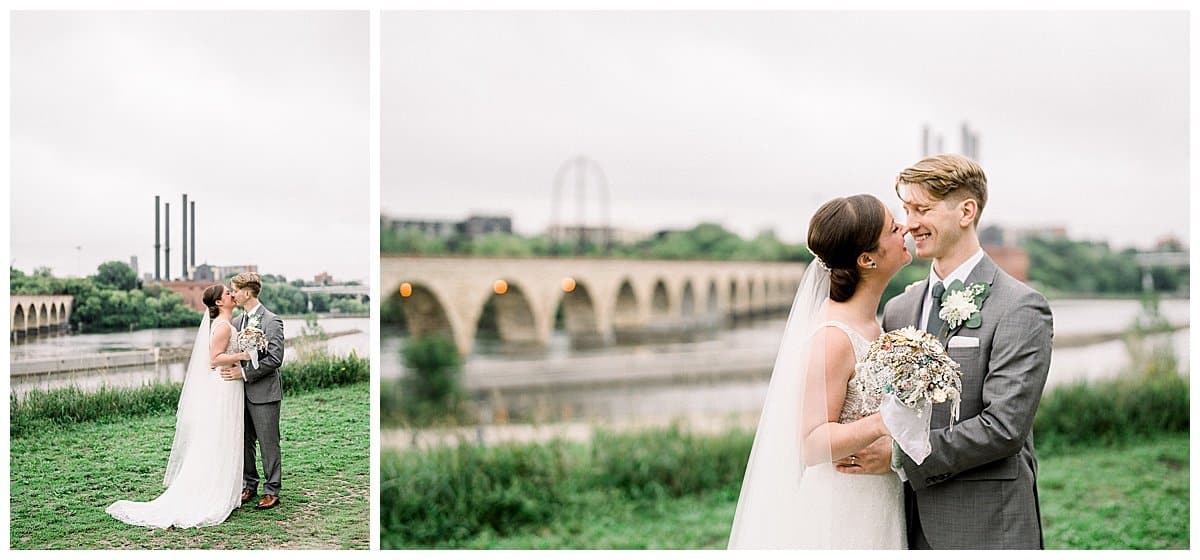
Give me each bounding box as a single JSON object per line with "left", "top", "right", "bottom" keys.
{"left": 10, "top": 329, "right": 363, "bottom": 377}
{"left": 11, "top": 352, "right": 368, "bottom": 438}
{"left": 11, "top": 382, "right": 370, "bottom": 550}
{"left": 380, "top": 371, "right": 1189, "bottom": 548}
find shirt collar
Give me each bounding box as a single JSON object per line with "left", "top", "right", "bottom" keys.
{"left": 244, "top": 303, "right": 261, "bottom": 317}
{"left": 928, "top": 247, "right": 987, "bottom": 290}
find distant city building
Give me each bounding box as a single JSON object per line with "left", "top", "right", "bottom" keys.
{"left": 385, "top": 214, "right": 513, "bottom": 240}
{"left": 130, "top": 255, "right": 139, "bottom": 278}
{"left": 385, "top": 217, "right": 459, "bottom": 239}
{"left": 160, "top": 281, "right": 212, "bottom": 312}
{"left": 461, "top": 215, "right": 513, "bottom": 238}
{"left": 978, "top": 225, "right": 1036, "bottom": 282}
{"left": 983, "top": 246, "right": 1030, "bottom": 283}
{"left": 193, "top": 263, "right": 216, "bottom": 282}
{"left": 978, "top": 225, "right": 1005, "bottom": 247}
{"left": 981, "top": 225, "right": 1068, "bottom": 247}
{"left": 213, "top": 264, "right": 258, "bottom": 280}
{"left": 314, "top": 271, "right": 333, "bottom": 284}
{"left": 1155, "top": 234, "right": 1186, "bottom": 252}
{"left": 549, "top": 224, "right": 650, "bottom": 246}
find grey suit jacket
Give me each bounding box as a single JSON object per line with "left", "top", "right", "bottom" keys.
{"left": 882, "top": 254, "right": 1053, "bottom": 549}
{"left": 238, "top": 304, "right": 285, "bottom": 404}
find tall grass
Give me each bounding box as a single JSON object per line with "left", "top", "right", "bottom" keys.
{"left": 11, "top": 351, "right": 368, "bottom": 438}
{"left": 382, "top": 368, "right": 1188, "bottom": 547}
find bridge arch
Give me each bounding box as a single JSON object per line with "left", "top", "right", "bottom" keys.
{"left": 555, "top": 280, "right": 603, "bottom": 347}
{"left": 728, "top": 279, "right": 739, "bottom": 317}
{"left": 747, "top": 280, "right": 757, "bottom": 316}
{"left": 650, "top": 279, "right": 671, "bottom": 320}
{"left": 612, "top": 278, "right": 641, "bottom": 339}
{"left": 680, "top": 281, "right": 696, "bottom": 317}
{"left": 13, "top": 305, "right": 26, "bottom": 334}
{"left": 392, "top": 282, "right": 457, "bottom": 349}
{"left": 707, "top": 279, "right": 719, "bottom": 315}
{"left": 479, "top": 280, "right": 541, "bottom": 347}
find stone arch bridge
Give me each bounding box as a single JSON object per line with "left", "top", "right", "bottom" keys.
{"left": 383, "top": 255, "right": 808, "bottom": 355}
{"left": 11, "top": 295, "right": 73, "bottom": 341}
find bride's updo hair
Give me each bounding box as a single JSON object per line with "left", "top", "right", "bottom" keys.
{"left": 807, "top": 194, "right": 885, "bottom": 303}
{"left": 202, "top": 284, "right": 225, "bottom": 320}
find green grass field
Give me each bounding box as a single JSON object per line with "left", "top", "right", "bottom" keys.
{"left": 383, "top": 432, "right": 1189, "bottom": 549}
{"left": 10, "top": 382, "right": 370, "bottom": 550}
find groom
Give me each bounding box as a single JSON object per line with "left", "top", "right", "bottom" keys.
{"left": 221, "top": 272, "right": 286, "bottom": 511}
{"left": 839, "top": 154, "right": 1054, "bottom": 549}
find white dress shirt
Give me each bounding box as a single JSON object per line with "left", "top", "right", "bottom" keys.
{"left": 918, "top": 248, "right": 987, "bottom": 331}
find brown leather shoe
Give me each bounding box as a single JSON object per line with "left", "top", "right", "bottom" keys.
{"left": 241, "top": 488, "right": 257, "bottom": 505}
{"left": 256, "top": 494, "right": 280, "bottom": 510}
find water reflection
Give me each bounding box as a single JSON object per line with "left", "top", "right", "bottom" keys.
{"left": 11, "top": 316, "right": 369, "bottom": 397}
{"left": 382, "top": 299, "right": 1189, "bottom": 426}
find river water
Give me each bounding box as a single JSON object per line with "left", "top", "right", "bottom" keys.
{"left": 381, "top": 298, "right": 1189, "bottom": 427}
{"left": 10, "top": 316, "right": 369, "bottom": 396}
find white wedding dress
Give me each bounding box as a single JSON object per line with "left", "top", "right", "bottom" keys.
{"left": 107, "top": 315, "right": 244, "bottom": 528}
{"left": 729, "top": 264, "right": 904, "bottom": 549}
{"left": 794, "top": 320, "right": 905, "bottom": 549}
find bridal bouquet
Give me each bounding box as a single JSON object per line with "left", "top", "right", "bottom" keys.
{"left": 853, "top": 326, "right": 963, "bottom": 464}
{"left": 237, "top": 315, "right": 269, "bottom": 369}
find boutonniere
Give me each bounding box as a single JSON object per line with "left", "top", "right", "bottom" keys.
{"left": 938, "top": 280, "right": 990, "bottom": 331}
{"left": 246, "top": 314, "right": 261, "bottom": 330}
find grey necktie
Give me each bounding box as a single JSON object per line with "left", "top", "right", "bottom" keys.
{"left": 926, "top": 281, "right": 946, "bottom": 338}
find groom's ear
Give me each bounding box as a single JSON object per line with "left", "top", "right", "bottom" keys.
{"left": 957, "top": 198, "right": 979, "bottom": 228}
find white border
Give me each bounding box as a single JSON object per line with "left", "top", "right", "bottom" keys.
{"left": 3, "top": 1, "right": 1197, "bottom": 558}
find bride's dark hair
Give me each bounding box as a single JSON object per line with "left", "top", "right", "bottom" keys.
{"left": 807, "top": 194, "right": 885, "bottom": 302}
{"left": 201, "top": 284, "right": 225, "bottom": 320}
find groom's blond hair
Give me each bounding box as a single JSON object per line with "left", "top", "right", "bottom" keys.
{"left": 231, "top": 272, "right": 262, "bottom": 298}
{"left": 895, "top": 154, "right": 988, "bottom": 226}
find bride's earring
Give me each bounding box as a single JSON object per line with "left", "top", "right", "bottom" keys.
{"left": 867, "top": 261, "right": 878, "bottom": 269}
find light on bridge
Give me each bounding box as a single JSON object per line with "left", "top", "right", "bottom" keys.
{"left": 493, "top": 280, "right": 509, "bottom": 295}
{"left": 399, "top": 283, "right": 413, "bottom": 298}
{"left": 561, "top": 277, "right": 576, "bottom": 293}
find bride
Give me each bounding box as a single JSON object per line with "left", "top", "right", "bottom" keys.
{"left": 728, "top": 194, "right": 912, "bottom": 549}
{"left": 107, "top": 283, "right": 251, "bottom": 528}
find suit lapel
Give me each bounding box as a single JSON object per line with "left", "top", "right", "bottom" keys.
{"left": 910, "top": 278, "right": 929, "bottom": 331}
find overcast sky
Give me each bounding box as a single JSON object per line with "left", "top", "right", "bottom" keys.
{"left": 382, "top": 11, "right": 1188, "bottom": 249}
{"left": 12, "top": 11, "right": 368, "bottom": 282}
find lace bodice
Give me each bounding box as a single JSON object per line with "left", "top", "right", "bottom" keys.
{"left": 817, "top": 320, "right": 883, "bottom": 424}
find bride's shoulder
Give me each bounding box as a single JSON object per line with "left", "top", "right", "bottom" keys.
{"left": 815, "top": 323, "right": 857, "bottom": 359}
{"left": 211, "top": 318, "right": 233, "bottom": 336}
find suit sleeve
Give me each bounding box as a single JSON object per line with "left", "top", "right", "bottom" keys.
{"left": 899, "top": 290, "right": 1054, "bottom": 489}
{"left": 244, "top": 314, "right": 285, "bottom": 383}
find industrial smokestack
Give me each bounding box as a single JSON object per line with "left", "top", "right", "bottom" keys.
{"left": 165, "top": 202, "right": 171, "bottom": 281}
{"left": 190, "top": 201, "right": 196, "bottom": 269}
{"left": 182, "top": 194, "right": 188, "bottom": 280}
{"left": 154, "top": 195, "right": 161, "bottom": 281}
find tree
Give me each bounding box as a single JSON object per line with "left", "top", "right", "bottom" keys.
{"left": 309, "top": 292, "right": 332, "bottom": 313}
{"left": 95, "top": 261, "right": 138, "bottom": 291}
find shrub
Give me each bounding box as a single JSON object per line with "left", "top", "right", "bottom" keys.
{"left": 396, "top": 336, "right": 467, "bottom": 426}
